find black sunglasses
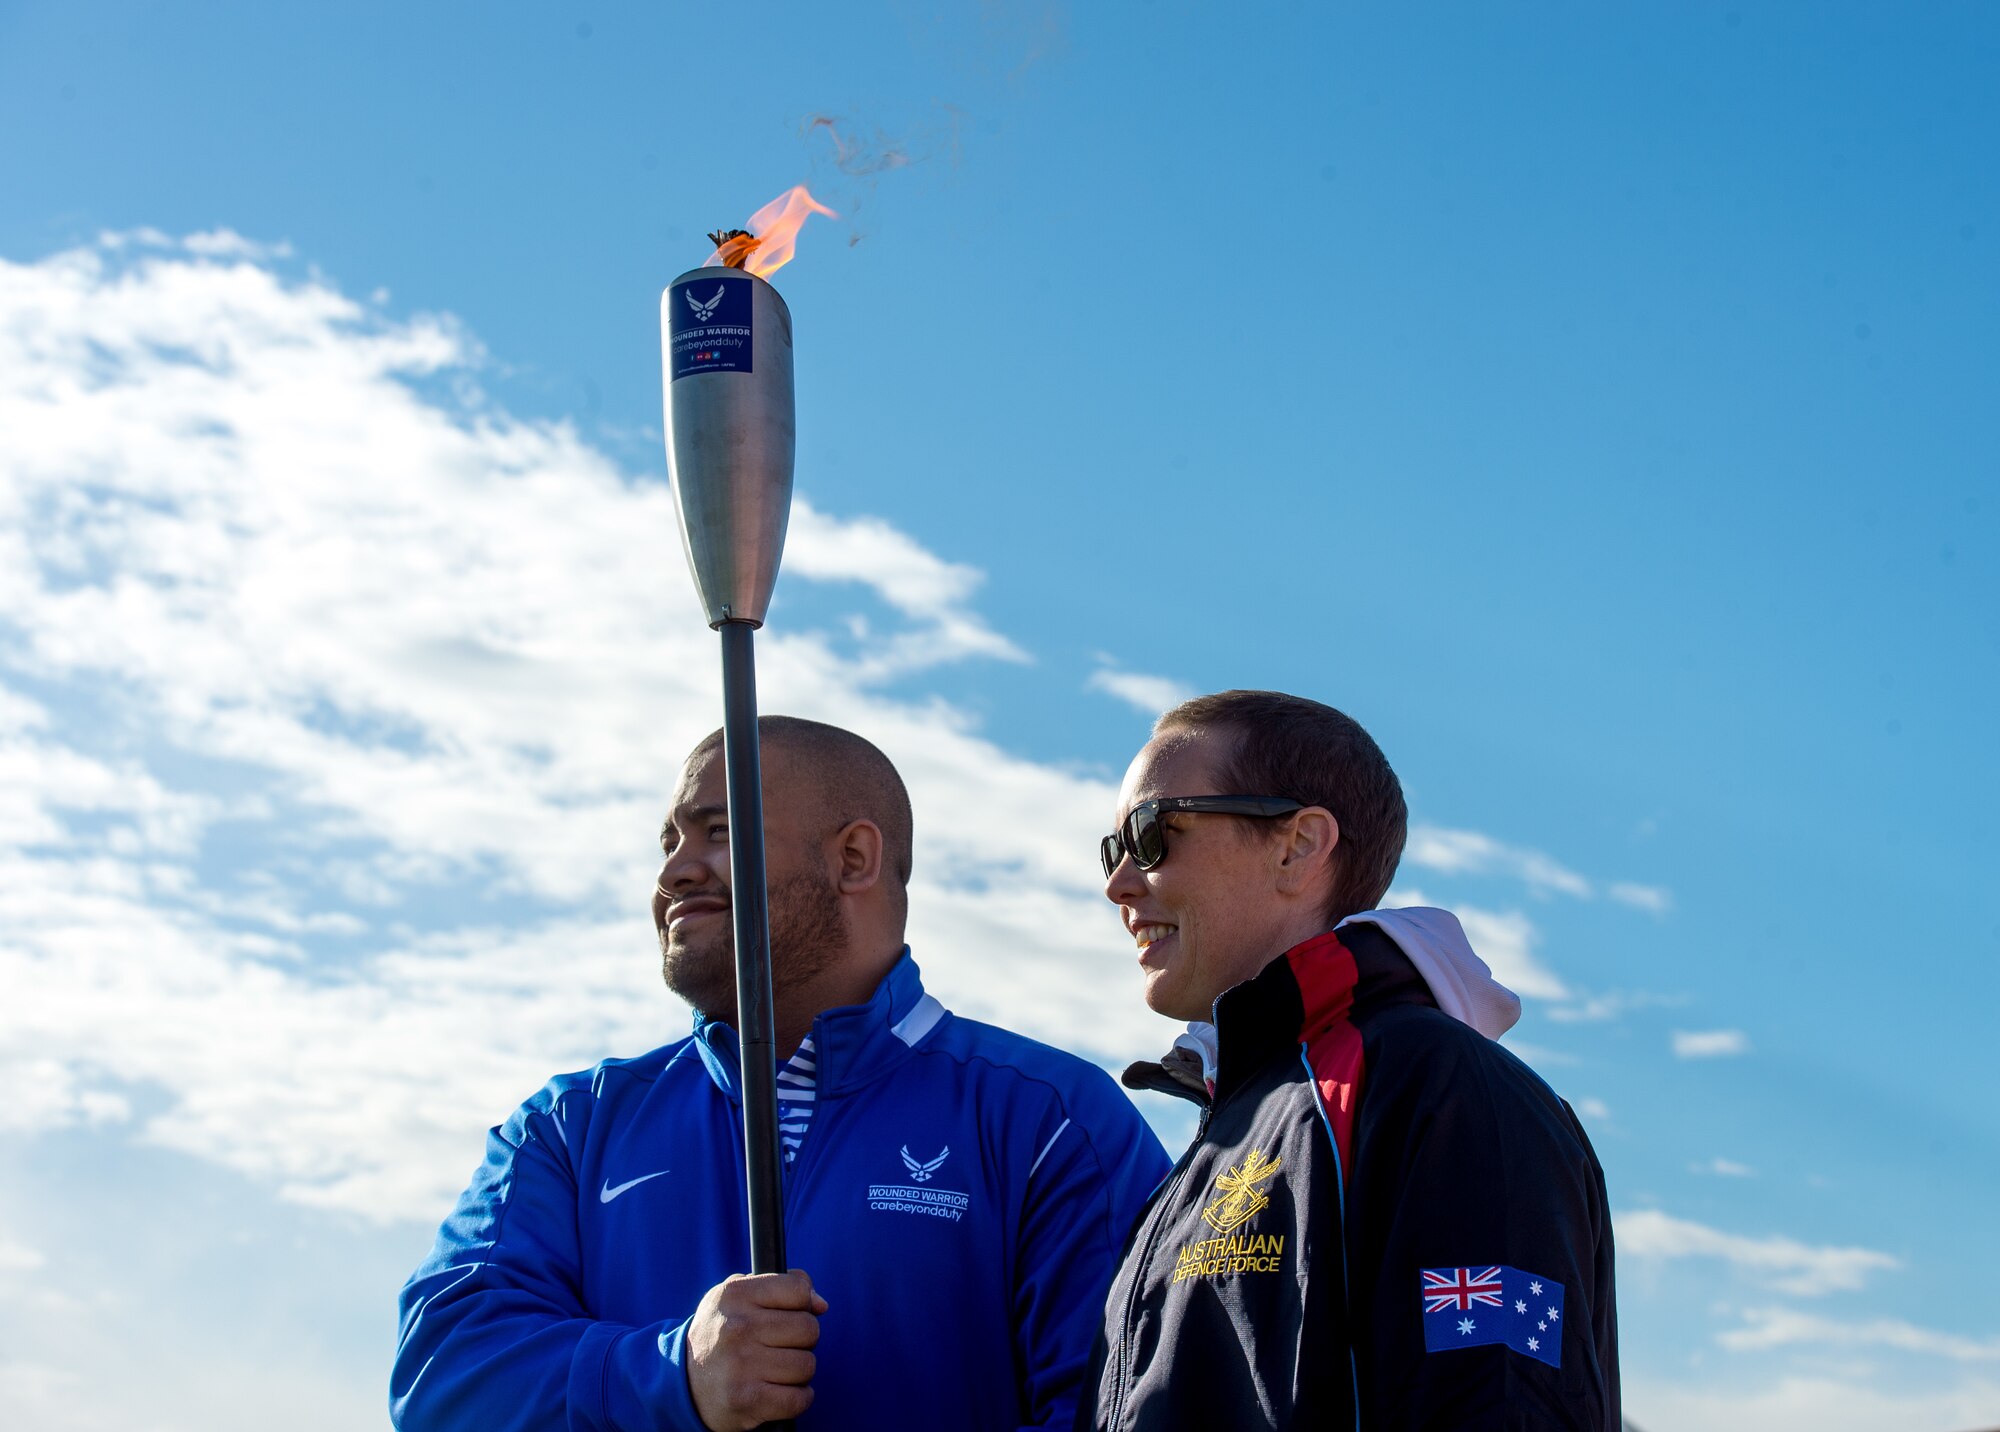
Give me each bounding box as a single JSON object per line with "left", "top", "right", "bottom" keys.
{"left": 1100, "top": 796, "right": 1306, "bottom": 878}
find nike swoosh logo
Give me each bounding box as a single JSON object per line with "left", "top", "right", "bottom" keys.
{"left": 600, "top": 1170, "right": 670, "bottom": 1203}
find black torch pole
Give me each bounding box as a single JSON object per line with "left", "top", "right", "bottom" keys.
{"left": 662, "top": 255, "right": 800, "bottom": 1431}
{"left": 719, "top": 619, "right": 787, "bottom": 1281}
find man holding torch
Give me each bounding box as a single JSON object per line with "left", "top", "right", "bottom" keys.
{"left": 392, "top": 204, "right": 1167, "bottom": 1430}
{"left": 391, "top": 716, "right": 1169, "bottom": 1431}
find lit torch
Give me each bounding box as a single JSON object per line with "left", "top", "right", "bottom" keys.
{"left": 662, "top": 186, "right": 833, "bottom": 1308}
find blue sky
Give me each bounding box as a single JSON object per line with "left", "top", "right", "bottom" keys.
{"left": 1, "top": 3, "right": 1995, "bottom": 1428}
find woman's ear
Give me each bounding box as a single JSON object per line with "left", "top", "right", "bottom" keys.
{"left": 1273, "top": 807, "right": 1339, "bottom": 899}
{"left": 831, "top": 818, "right": 885, "bottom": 895}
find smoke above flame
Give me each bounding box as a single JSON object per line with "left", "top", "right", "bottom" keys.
{"left": 705, "top": 185, "right": 838, "bottom": 279}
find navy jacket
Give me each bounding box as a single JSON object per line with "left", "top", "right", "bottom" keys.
{"left": 393, "top": 952, "right": 1170, "bottom": 1431}
{"left": 1082, "top": 924, "right": 1619, "bottom": 1431}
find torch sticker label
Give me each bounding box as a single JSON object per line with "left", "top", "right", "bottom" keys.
{"left": 670, "top": 275, "right": 753, "bottom": 379}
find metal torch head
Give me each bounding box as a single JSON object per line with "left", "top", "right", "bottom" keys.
{"left": 662, "top": 266, "right": 796, "bottom": 628}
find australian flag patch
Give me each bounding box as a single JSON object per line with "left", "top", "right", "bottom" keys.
{"left": 1419, "top": 1265, "right": 1564, "bottom": 1368}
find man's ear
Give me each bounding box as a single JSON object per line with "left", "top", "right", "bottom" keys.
{"left": 1272, "top": 807, "right": 1339, "bottom": 900}
{"left": 830, "top": 818, "right": 885, "bottom": 896}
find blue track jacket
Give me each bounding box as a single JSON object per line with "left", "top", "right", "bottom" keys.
{"left": 392, "top": 952, "right": 1170, "bottom": 1432}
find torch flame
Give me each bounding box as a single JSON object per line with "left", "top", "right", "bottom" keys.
{"left": 705, "top": 184, "right": 838, "bottom": 279}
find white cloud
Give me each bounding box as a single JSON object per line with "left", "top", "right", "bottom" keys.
{"left": 0, "top": 1238, "right": 45, "bottom": 1274}
{"left": 180, "top": 228, "right": 294, "bottom": 260}
{"left": 7, "top": 906, "right": 679, "bottom": 1216}
{"left": 1086, "top": 664, "right": 1195, "bottom": 717}
{"left": 1402, "top": 825, "right": 1594, "bottom": 899}
{"left": 0, "top": 1363, "right": 82, "bottom": 1423}
{"left": 784, "top": 502, "right": 1028, "bottom": 676}
{"left": 1574, "top": 1097, "right": 1611, "bottom": 1122}
{"left": 0, "top": 1059, "right": 134, "bottom": 1135}
{"left": 1616, "top": 1208, "right": 1900, "bottom": 1296}
{"left": 1693, "top": 1156, "right": 1755, "bottom": 1177}
{"left": 93, "top": 226, "right": 174, "bottom": 251}
{"left": 1673, "top": 1028, "right": 1750, "bottom": 1058}
{"left": 1608, "top": 880, "right": 1672, "bottom": 914}
{"left": 1386, "top": 885, "right": 1570, "bottom": 1000}
{"left": 0, "top": 234, "right": 1172, "bottom": 1221}
{"left": 0, "top": 236, "right": 1068, "bottom": 905}
{"left": 0, "top": 232, "right": 1637, "bottom": 1229}
{"left": 1628, "top": 1374, "right": 2000, "bottom": 1432}
{"left": 1454, "top": 905, "right": 1571, "bottom": 1001}
{"left": 1495, "top": 1040, "right": 1578, "bottom": 1067}
{"left": 1717, "top": 1306, "right": 2000, "bottom": 1362}
{"left": 0, "top": 1258, "right": 387, "bottom": 1432}
{"left": 1403, "top": 826, "right": 1674, "bottom": 917}
{"left": 1547, "top": 988, "right": 1683, "bottom": 1024}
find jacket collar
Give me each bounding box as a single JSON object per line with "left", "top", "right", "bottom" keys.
{"left": 693, "top": 947, "right": 947, "bottom": 1102}
{"left": 1208, "top": 924, "right": 1438, "bottom": 1099}
{"left": 1342, "top": 920, "right": 1441, "bottom": 1018}
{"left": 1212, "top": 930, "right": 1354, "bottom": 1096}
{"left": 1136, "top": 924, "right": 1448, "bottom": 1104}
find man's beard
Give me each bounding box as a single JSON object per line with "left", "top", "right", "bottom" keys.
{"left": 661, "top": 864, "right": 848, "bottom": 1023}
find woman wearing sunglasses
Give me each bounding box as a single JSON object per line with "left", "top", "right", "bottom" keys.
{"left": 1077, "top": 689, "right": 1620, "bottom": 1432}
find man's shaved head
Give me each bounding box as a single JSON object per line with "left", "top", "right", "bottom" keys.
{"left": 656, "top": 716, "right": 916, "bottom": 1035}
{"left": 687, "top": 715, "right": 914, "bottom": 900}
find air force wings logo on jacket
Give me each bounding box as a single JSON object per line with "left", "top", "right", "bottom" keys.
{"left": 868, "top": 1144, "right": 970, "bottom": 1221}
{"left": 901, "top": 1145, "right": 949, "bottom": 1183}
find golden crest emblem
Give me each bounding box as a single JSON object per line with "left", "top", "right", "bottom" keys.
{"left": 1200, "top": 1147, "right": 1283, "bottom": 1234}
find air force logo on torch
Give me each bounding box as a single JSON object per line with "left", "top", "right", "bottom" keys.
{"left": 685, "top": 285, "right": 726, "bottom": 323}
{"left": 867, "top": 1144, "right": 970, "bottom": 1222}
{"left": 668, "top": 274, "right": 752, "bottom": 380}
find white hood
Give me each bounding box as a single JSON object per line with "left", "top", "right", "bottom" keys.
{"left": 1172, "top": 906, "right": 1521, "bottom": 1088}
{"left": 1337, "top": 906, "right": 1521, "bottom": 1039}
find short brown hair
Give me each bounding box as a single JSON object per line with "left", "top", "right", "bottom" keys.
{"left": 1154, "top": 690, "right": 1406, "bottom": 925}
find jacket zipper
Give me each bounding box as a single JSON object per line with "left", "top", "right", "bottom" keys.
{"left": 1107, "top": 1099, "right": 1212, "bottom": 1431}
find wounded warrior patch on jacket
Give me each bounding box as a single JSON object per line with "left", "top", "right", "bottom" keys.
{"left": 1420, "top": 1265, "right": 1564, "bottom": 1367}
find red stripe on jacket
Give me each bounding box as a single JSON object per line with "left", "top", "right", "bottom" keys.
{"left": 1287, "top": 931, "right": 1368, "bottom": 1170}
